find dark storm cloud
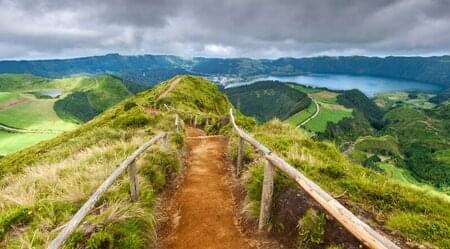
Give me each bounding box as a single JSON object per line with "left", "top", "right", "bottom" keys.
{"left": 0, "top": 0, "right": 449, "bottom": 59}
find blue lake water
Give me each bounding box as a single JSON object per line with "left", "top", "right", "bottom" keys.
{"left": 226, "top": 74, "right": 444, "bottom": 97}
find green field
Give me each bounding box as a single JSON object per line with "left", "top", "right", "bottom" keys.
{"left": 374, "top": 91, "right": 436, "bottom": 110}
{"left": 0, "top": 131, "right": 57, "bottom": 155}
{"left": 287, "top": 102, "right": 317, "bottom": 126}
{"left": 0, "top": 74, "right": 137, "bottom": 156}
{"left": 304, "top": 107, "right": 353, "bottom": 132}
{"left": 377, "top": 162, "right": 419, "bottom": 184}
{"left": 0, "top": 92, "right": 20, "bottom": 103}
{"left": 286, "top": 86, "right": 354, "bottom": 133}
{"left": 0, "top": 94, "right": 77, "bottom": 131}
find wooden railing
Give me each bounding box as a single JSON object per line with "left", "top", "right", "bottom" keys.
{"left": 48, "top": 132, "right": 169, "bottom": 249}
{"left": 229, "top": 109, "right": 400, "bottom": 249}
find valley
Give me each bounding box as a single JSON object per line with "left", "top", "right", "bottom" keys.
{"left": 224, "top": 80, "right": 450, "bottom": 197}
{"left": 2, "top": 1, "right": 450, "bottom": 248}
{"left": 0, "top": 76, "right": 449, "bottom": 249}
{"left": 0, "top": 74, "right": 141, "bottom": 156}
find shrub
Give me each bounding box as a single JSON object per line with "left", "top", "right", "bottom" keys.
{"left": 0, "top": 207, "right": 31, "bottom": 240}
{"left": 124, "top": 101, "right": 138, "bottom": 111}
{"left": 86, "top": 231, "right": 113, "bottom": 249}
{"left": 140, "top": 148, "right": 180, "bottom": 191}
{"left": 297, "top": 208, "right": 326, "bottom": 248}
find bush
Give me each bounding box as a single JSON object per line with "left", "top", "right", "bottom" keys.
{"left": 124, "top": 101, "right": 138, "bottom": 111}
{"left": 113, "top": 109, "right": 150, "bottom": 129}
{"left": 0, "top": 208, "right": 31, "bottom": 240}
{"left": 86, "top": 231, "right": 113, "bottom": 249}
{"left": 298, "top": 208, "right": 326, "bottom": 248}
{"left": 140, "top": 148, "right": 180, "bottom": 191}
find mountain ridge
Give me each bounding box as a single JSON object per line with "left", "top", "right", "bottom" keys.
{"left": 1, "top": 53, "right": 450, "bottom": 89}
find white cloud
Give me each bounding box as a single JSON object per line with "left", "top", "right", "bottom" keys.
{"left": 203, "top": 44, "right": 236, "bottom": 57}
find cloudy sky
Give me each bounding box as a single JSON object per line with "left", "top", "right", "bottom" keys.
{"left": 1, "top": 0, "right": 450, "bottom": 59}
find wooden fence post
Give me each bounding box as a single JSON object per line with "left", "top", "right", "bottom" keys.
{"left": 129, "top": 160, "right": 139, "bottom": 202}
{"left": 162, "top": 134, "right": 169, "bottom": 150}
{"left": 237, "top": 137, "right": 244, "bottom": 176}
{"left": 258, "top": 158, "right": 274, "bottom": 231}
{"left": 175, "top": 115, "right": 180, "bottom": 132}
{"left": 194, "top": 115, "right": 197, "bottom": 128}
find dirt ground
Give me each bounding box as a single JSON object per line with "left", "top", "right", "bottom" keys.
{"left": 158, "top": 127, "right": 258, "bottom": 249}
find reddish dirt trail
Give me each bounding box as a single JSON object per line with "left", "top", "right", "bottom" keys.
{"left": 157, "top": 77, "right": 181, "bottom": 101}
{"left": 159, "top": 127, "right": 257, "bottom": 249}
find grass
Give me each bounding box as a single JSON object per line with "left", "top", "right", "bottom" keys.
{"left": 0, "top": 96, "right": 77, "bottom": 131}
{"left": 304, "top": 107, "right": 352, "bottom": 133}
{"left": 0, "top": 92, "right": 20, "bottom": 103}
{"left": 286, "top": 85, "right": 354, "bottom": 133}
{"left": 0, "top": 74, "right": 136, "bottom": 155}
{"left": 230, "top": 120, "right": 450, "bottom": 248}
{"left": 225, "top": 81, "right": 311, "bottom": 122}
{"left": 298, "top": 208, "right": 326, "bottom": 248}
{"left": 287, "top": 102, "right": 317, "bottom": 126}
{"left": 0, "top": 131, "right": 57, "bottom": 156}
{"left": 377, "top": 162, "right": 419, "bottom": 184}
{"left": 374, "top": 91, "right": 436, "bottom": 110}
{"left": 288, "top": 84, "right": 322, "bottom": 94}
{"left": 0, "top": 75, "right": 233, "bottom": 248}
{"left": 309, "top": 90, "right": 338, "bottom": 104}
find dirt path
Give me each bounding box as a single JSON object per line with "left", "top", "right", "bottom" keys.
{"left": 297, "top": 97, "right": 320, "bottom": 127}
{"left": 159, "top": 127, "right": 257, "bottom": 249}
{"left": 157, "top": 77, "right": 181, "bottom": 101}
{"left": 0, "top": 97, "right": 31, "bottom": 112}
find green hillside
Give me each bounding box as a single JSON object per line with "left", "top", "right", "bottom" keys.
{"left": 0, "top": 74, "right": 140, "bottom": 155}
{"left": 383, "top": 105, "right": 450, "bottom": 190}
{"left": 230, "top": 120, "right": 450, "bottom": 248}
{"left": 287, "top": 85, "right": 354, "bottom": 133}
{"left": 0, "top": 76, "right": 449, "bottom": 248}
{"left": 0, "top": 76, "right": 234, "bottom": 248}
{"left": 224, "top": 81, "right": 311, "bottom": 122}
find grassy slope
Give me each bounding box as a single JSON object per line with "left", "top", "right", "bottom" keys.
{"left": 0, "top": 74, "right": 135, "bottom": 155}
{"left": 374, "top": 91, "right": 436, "bottom": 110}
{"left": 287, "top": 102, "right": 317, "bottom": 126}
{"left": 0, "top": 75, "right": 233, "bottom": 248}
{"left": 0, "top": 74, "right": 47, "bottom": 91}
{"left": 0, "top": 131, "right": 57, "bottom": 155}
{"left": 0, "top": 92, "right": 20, "bottom": 103}
{"left": 0, "top": 97, "right": 77, "bottom": 130}
{"left": 225, "top": 81, "right": 311, "bottom": 122}
{"left": 230, "top": 121, "right": 450, "bottom": 248}
{"left": 304, "top": 107, "right": 352, "bottom": 133}
{"left": 382, "top": 105, "right": 450, "bottom": 190}
{"left": 288, "top": 86, "right": 353, "bottom": 132}
{"left": 1, "top": 75, "right": 448, "bottom": 247}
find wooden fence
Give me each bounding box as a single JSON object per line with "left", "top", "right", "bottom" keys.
{"left": 47, "top": 132, "right": 169, "bottom": 249}
{"left": 229, "top": 109, "right": 400, "bottom": 249}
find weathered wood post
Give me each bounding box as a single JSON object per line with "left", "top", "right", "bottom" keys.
{"left": 194, "top": 115, "right": 198, "bottom": 128}
{"left": 175, "top": 115, "right": 180, "bottom": 132}
{"left": 128, "top": 160, "right": 139, "bottom": 202}
{"left": 237, "top": 137, "right": 244, "bottom": 176}
{"left": 258, "top": 158, "right": 274, "bottom": 231}
{"left": 162, "top": 133, "right": 169, "bottom": 150}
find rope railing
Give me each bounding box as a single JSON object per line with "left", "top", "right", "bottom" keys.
{"left": 47, "top": 132, "right": 169, "bottom": 249}
{"left": 229, "top": 109, "right": 400, "bottom": 249}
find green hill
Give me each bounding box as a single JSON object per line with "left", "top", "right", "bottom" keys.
{"left": 0, "top": 76, "right": 449, "bottom": 248}
{"left": 224, "top": 81, "right": 311, "bottom": 122}
{"left": 0, "top": 74, "right": 143, "bottom": 155}
{"left": 0, "top": 75, "right": 235, "bottom": 248}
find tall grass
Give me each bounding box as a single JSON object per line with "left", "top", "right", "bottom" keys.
{"left": 231, "top": 120, "right": 450, "bottom": 248}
